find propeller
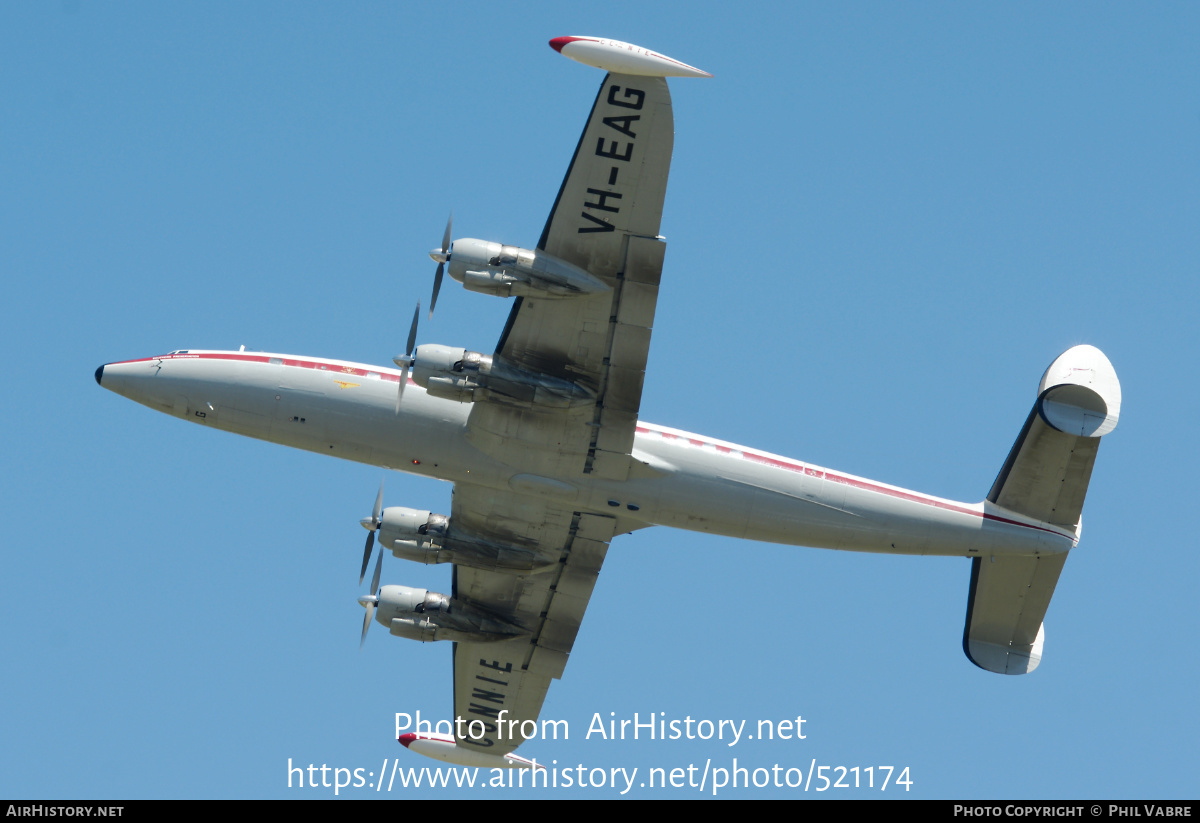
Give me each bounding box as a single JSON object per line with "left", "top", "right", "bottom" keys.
{"left": 428, "top": 213, "right": 453, "bottom": 319}
{"left": 358, "top": 479, "right": 385, "bottom": 584}
{"left": 358, "top": 550, "right": 383, "bottom": 648}
{"left": 391, "top": 303, "right": 420, "bottom": 412}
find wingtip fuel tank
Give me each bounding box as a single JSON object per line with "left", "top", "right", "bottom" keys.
{"left": 549, "top": 36, "right": 712, "bottom": 78}
{"left": 399, "top": 732, "right": 542, "bottom": 769}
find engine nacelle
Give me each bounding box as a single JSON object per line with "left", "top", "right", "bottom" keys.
{"left": 377, "top": 506, "right": 448, "bottom": 552}
{"left": 410, "top": 344, "right": 595, "bottom": 409}
{"left": 380, "top": 506, "right": 557, "bottom": 572}
{"left": 375, "top": 584, "right": 527, "bottom": 643}
{"left": 447, "top": 238, "right": 609, "bottom": 299}
{"left": 410, "top": 345, "right": 476, "bottom": 403}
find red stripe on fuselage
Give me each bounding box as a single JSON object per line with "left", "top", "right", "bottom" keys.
{"left": 109, "top": 351, "right": 410, "bottom": 383}
{"left": 635, "top": 424, "right": 1072, "bottom": 541}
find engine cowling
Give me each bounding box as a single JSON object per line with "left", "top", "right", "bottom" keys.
{"left": 374, "top": 584, "right": 528, "bottom": 643}
{"left": 410, "top": 344, "right": 595, "bottom": 409}
{"left": 377, "top": 507, "right": 448, "bottom": 553}
{"left": 378, "top": 506, "right": 557, "bottom": 572}
{"left": 447, "top": 238, "right": 609, "bottom": 299}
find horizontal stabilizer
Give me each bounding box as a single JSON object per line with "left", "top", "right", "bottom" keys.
{"left": 965, "top": 345, "right": 1120, "bottom": 674}
{"left": 963, "top": 553, "right": 1065, "bottom": 674}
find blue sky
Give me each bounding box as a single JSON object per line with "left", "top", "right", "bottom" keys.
{"left": 2, "top": 2, "right": 1197, "bottom": 799}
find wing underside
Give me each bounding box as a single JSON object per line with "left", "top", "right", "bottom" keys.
{"left": 450, "top": 484, "right": 615, "bottom": 755}
{"left": 447, "top": 72, "right": 676, "bottom": 752}
{"left": 471, "top": 73, "right": 672, "bottom": 482}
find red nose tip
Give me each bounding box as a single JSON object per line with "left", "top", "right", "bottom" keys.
{"left": 398, "top": 733, "right": 416, "bottom": 748}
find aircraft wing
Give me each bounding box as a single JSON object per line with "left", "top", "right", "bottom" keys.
{"left": 448, "top": 73, "right": 675, "bottom": 754}
{"left": 467, "top": 72, "right": 673, "bottom": 481}
{"left": 449, "top": 484, "right": 615, "bottom": 754}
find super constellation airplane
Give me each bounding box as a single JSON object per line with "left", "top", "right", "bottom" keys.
{"left": 96, "top": 37, "right": 1120, "bottom": 769}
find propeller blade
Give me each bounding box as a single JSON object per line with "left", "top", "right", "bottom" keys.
{"left": 358, "top": 479, "right": 386, "bottom": 583}
{"left": 429, "top": 263, "right": 443, "bottom": 319}
{"left": 370, "top": 550, "right": 383, "bottom": 596}
{"left": 372, "top": 479, "right": 384, "bottom": 523}
{"left": 395, "top": 303, "right": 420, "bottom": 412}
{"left": 359, "top": 530, "right": 374, "bottom": 585}
{"left": 429, "top": 213, "right": 452, "bottom": 319}
{"left": 406, "top": 303, "right": 420, "bottom": 356}
{"left": 360, "top": 600, "right": 375, "bottom": 648}
{"left": 360, "top": 552, "right": 384, "bottom": 648}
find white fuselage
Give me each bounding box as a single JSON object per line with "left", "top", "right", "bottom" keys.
{"left": 97, "top": 350, "right": 1075, "bottom": 559}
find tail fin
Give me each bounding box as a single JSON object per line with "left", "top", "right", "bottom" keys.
{"left": 964, "top": 345, "right": 1121, "bottom": 674}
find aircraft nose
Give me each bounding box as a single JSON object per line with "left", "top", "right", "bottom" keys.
{"left": 94, "top": 364, "right": 105, "bottom": 386}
